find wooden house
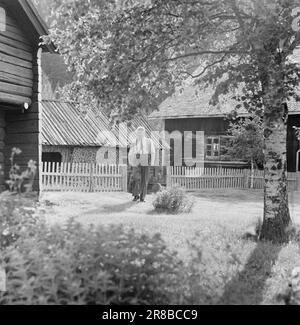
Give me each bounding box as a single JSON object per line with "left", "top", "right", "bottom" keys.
{"left": 0, "top": 0, "right": 55, "bottom": 192}
{"left": 150, "top": 82, "right": 300, "bottom": 172}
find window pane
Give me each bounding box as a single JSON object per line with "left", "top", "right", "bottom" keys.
{"left": 207, "top": 138, "right": 212, "bottom": 144}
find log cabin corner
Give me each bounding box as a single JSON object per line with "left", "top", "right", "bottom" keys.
{"left": 0, "top": 0, "right": 55, "bottom": 192}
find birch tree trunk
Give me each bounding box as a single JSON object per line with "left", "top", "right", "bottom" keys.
{"left": 260, "top": 102, "right": 292, "bottom": 243}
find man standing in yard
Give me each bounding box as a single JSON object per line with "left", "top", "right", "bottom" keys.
{"left": 128, "top": 127, "right": 156, "bottom": 203}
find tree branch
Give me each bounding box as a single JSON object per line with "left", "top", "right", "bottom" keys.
{"left": 166, "top": 48, "right": 249, "bottom": 62}
{"left": 190, "top": 54, "right": 229, "bottom": 78}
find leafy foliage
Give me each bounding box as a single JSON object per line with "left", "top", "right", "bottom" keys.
{"left": 6, "top": 148, "right": 37, "bottom": 194}
{"left": 0, "top": 220, "right": 189, "bottom": 305}
{"left": 45, "top": 0, "right": 300, "bottom": 121}
{"left": 153, "top": 187, "right": 194, "bottom": 214}
{"left": 224, "top": 116, "right": 264, "bottom": 168}
{"left": 0, "top": 193, "right": 40, "bottom": 250}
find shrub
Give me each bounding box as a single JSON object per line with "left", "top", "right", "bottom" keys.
{"left": 0, "top": 192, "right": 41, "bottom": 250}
{"left": 6, "top": 148, "right": 37, "bottom": 193}
{"left": 153, "top": 187, "right": 194, "bottom": 214}
{"left": 277, "top": 267, "right": 300, "bottom": 305}
{"left": 0, "top": 220, "right": 189, "bottom": 305}
{"left": 0, "top": 148, "right": 40, "bottom": 250}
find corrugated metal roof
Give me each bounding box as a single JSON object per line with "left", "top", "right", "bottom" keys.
{"left": 42, "top": 100, "right": 168, "bottom": 149}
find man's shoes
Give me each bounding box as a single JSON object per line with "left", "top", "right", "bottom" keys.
{"left": 133, "top": 196, "right": 140, "bottom": 202}
{"left": 140, "top": 199, "right": 146, "bottom": 203}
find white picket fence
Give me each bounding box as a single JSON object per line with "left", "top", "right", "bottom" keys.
{"left": 167, "top": 167, "right": 300, "bottom": 191}
{"left": 42, "top": 162, "right": 128, "bottom": 192}
{"left": 42, "top": 163, "right": 299, "bottom": 193}
{"left": 245, "top": 169, "right": 300, "bottom": 191}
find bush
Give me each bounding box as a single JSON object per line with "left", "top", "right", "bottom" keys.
{"left": 153, "top": 187, "right": 194, "bottom": 214}
{"left": 0, "top": 192, "right": 41, "bottom": 250}
{"left": 0, "top": 220, "right": 190, "bottom": 305}
{"left": 6, "top": 148, "right": 37, "bottom": 193}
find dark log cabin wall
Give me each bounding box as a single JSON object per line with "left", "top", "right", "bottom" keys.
{"left": 0, "top": 5, "right": 33, "bottom": 105}
{"left": 165, "top": 117, "right": 232, "bottom": 167}
{"left": 165, "top": 117, "right": 229, "bottom": 135}
{"left": 0, "top": 2, "right": 42, "bottom": 191}
{"left": 165, "top": 115, "right": 300, "bottom": 171}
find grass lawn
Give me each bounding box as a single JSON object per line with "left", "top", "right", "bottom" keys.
{"left": 40, "top": 189, "right": 300, "bottom": 305}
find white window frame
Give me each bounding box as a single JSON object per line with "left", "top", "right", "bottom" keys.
{"left": 205, "top": 136, "right": 221, "bottom": 159}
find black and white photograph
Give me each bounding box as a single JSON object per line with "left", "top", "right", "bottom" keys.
{"left": 0, "top": 0, "right": 300, "bottom": 310}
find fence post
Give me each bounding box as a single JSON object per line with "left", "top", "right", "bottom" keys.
{"left": 166, "top": 166, "right": 171, "bottom": 188}
{"left": 297, "top": 172, "right": 300, "bottom": 191}
{"left": 243, "top": 169, "right": 249, "bottom": 189}
{"left": 89, "top": 163, "right": 94, "bottom": 192}
{"left": 121, "top": 165, "right": 128, "bottom": 192}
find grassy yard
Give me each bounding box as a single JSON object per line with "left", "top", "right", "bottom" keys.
{"left": 40, "top": 189, "right": 300, "bottom": 305}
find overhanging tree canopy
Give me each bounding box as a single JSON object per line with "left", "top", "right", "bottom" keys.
{"left": 47, "top": 0, "right": 300, "bottom": 242}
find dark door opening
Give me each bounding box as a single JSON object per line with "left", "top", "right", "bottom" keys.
{"left": 42, "top": 152, "right": 62, "bottom": 164}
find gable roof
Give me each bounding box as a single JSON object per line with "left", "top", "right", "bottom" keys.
{"left": 42, "top": 100, "right": 168, "bottom": 149}
{"left": 150, "top": 83, "right": 300, "bottom": 120}
{"left": 150, "top": 85, "right": 246, "bottom": 119}
{"left": 1, "top": 0, "right": 55, "bottom": 52}
{"left": 150, "top": 50, "right": 300, "bottom": 120}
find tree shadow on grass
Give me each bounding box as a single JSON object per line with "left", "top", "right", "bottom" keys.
{"left": 192, "top": 189, "right": 264, "bottom": 204}
{"left": 217, "top": 242, "right": 282, "bottom": 305}
{"left": 85, "top": 201, "right": 137, "bottom": 215}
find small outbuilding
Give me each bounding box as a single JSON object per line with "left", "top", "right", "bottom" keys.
{"left": 41, "top": 100, "right": 167, "bottom": 166}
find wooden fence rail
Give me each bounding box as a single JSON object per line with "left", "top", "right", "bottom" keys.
{"left": 42, "top": 162, "right": 128, "bottom": 192}
{"left": 167, "top": 167, "right": 300, "bottom": 191}
{"left": 42, "top": 163, "right": 299, "bottom": 193}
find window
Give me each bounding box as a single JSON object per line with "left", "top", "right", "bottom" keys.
{"left": 0, "top": 7, "right": 6, "bottom": 32}
{"left": 205, "top": 136, "right": 220, "bottom": 159}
